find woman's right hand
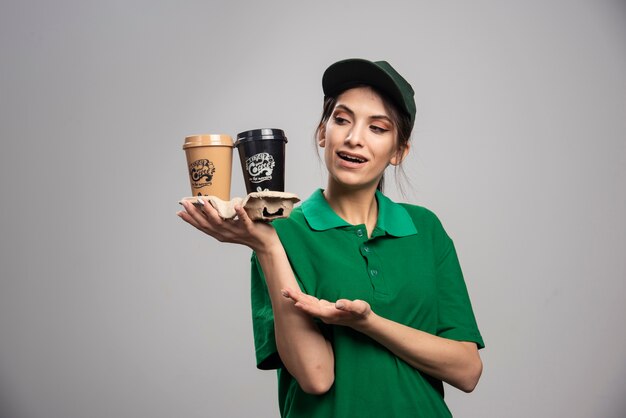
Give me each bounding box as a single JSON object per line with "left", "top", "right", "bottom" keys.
{"left": 177, "top": 199, "right": 279, "bottom": 253}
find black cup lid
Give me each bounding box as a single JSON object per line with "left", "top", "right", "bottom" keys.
{"left": 235, "top": 128, "right": 288, "bottom": 145}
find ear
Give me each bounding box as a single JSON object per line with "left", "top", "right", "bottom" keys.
{"left": 317, "top": 125, "right": 326, "bottom": 147}
{"left": 390, "top": 142, "right": 410, "bottom": 166}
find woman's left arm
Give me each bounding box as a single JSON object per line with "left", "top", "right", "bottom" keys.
{"left": 356, "top": 307, "right": 482, "bottom": 393}
{"left": 281, "top": 289, "right": 483, "bottom": 393}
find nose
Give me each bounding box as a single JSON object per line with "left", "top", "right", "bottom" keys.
{"left": 344, "top": 122, "right": 365, "bottom": 147}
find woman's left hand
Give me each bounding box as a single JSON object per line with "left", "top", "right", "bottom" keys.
{"left": 281, "top": 288, "right": 372, "bottom": 328}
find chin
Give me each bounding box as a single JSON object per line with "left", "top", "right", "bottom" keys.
{"left": 328, "top": 175, "right": 378, "bottom": 191}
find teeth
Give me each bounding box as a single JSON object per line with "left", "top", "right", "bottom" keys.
{"left": 339, "top": 153, "right": 365, "bottom": 163}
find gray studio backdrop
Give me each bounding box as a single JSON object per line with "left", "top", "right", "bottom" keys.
{"left": 1, "top": 1, "right": 625, "bottom": 417}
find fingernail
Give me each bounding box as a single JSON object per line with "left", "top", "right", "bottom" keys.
{"left": 335, "top": 301, "right": 345, "bottom": 309}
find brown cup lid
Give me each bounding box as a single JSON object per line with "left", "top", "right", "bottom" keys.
{"left": 183, "top": 134, "right": 234, "bottom": 149}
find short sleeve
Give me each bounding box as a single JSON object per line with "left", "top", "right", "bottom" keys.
{"left": 250, "top": 252, "right": 282, "bottom": 369}
{"left": 433, "top": 219, "right": 485, "bottom": 349}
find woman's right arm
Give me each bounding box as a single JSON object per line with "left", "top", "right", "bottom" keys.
{"left": 178, "top": 200, "right": 334, "bottom": 394}
{"left": 255, "top": 242, "right": 335, "bottom": 394}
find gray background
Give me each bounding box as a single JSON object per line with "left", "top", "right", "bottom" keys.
{"left": 1, "top": 0, "right": 625, "bottom": 417}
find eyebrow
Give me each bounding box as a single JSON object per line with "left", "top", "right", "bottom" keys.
{"left": 334, "top": 104, "right": 392, "bottom": 123}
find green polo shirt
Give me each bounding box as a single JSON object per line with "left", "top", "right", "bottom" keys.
{"left": 250, "top": 189, "right": 484, "bottom": 418}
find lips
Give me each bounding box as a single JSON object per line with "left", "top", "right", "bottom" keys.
{"left": 337, "top": 151, "right": 368, "bottom": 164}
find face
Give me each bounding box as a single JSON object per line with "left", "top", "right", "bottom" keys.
{"left": 318, "top": 86, "right": 407, "bottom": 191}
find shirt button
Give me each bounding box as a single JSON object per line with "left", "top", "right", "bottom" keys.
{"left": 370, "top": 269, "right": 378, "bottom": 276}
{"left": 356, "top": 229, "right": 364, "bottom": 237}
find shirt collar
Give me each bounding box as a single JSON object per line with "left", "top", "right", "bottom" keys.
{"left": 301, "top": 188, "right": 417, "bottom": 237}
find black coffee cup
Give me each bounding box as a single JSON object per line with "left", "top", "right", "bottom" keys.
{"left": 235, "top": 128, "right": 288, "bottom": 193}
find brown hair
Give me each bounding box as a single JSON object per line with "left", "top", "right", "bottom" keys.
{"left": 314, "top": 85, "right": 413, "bottom": 192}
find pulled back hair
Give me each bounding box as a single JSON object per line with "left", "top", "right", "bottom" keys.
{"left": 314, "top": 85, "right": 413, "bottom": 193}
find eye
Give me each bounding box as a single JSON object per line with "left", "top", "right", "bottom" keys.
{"left": 370, "top": 125, "right": 389, "bottom": 134}
{"left": 333, "top": 115, "right": 349, "bottom": 125}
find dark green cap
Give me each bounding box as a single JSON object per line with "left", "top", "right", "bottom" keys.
{"left": 322, "top": 58, "right": 416, "bottom": 126}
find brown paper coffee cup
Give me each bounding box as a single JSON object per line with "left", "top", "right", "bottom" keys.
{"left": 183, "top": 134, "right": 234, "bottom": 200}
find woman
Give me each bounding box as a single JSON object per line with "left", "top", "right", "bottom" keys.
{"left": 178, "top": 58, "right": 484, "bottom": 417}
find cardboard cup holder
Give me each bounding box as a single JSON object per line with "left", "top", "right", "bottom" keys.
{"left": 180, "top": 191, "right": 300, "bottom": 221}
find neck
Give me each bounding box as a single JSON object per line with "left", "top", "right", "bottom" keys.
{"left": 323, "top": 182, "right": 380, "bottom": 236}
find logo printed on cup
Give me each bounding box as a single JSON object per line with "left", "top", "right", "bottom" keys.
{"left": 246, "top": 152, "right": 275, "bottom": 183}
{"left": 189, "top": 158, "right": 216, "bottom": 188}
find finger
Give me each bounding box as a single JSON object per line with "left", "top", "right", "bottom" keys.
{"left": 335, "top": 299, "right": 369, "bottom": 316}
{"left": 198, "top": 199, "right": 225, "bottom": 224}
{"left": 292, "top": 299, "right": 325, "bottom": 317}
{"left": 291, "top": 293, "right": 318, "bottom": 309}
{"left": 282, "top": 287, "right": 310, "bottom": 302}
{"left": 191, "top": 199, "right": 237, "bottom": 236}
{"left": 205, "top": 204, "right": 250, "bottom": 239}
{"left": 180, "top": 200, "right": 210, "bottom": 226}
{"left": 281, "top": 288, "right": 298, "bottom": 301}
{"left": 234, "top": 205, "right": 256, "bottom": 232}
{"left": 335, "top": 299, "right": 348, "bottom": 310}
{"left": 180, "top": 200, "right": 230, "bottom": 240}
{"left": 280, "top": 288, "right": 298, "bottom": 302}
{"left": 177, "top": 207, "right": 203, "bottom": 229}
